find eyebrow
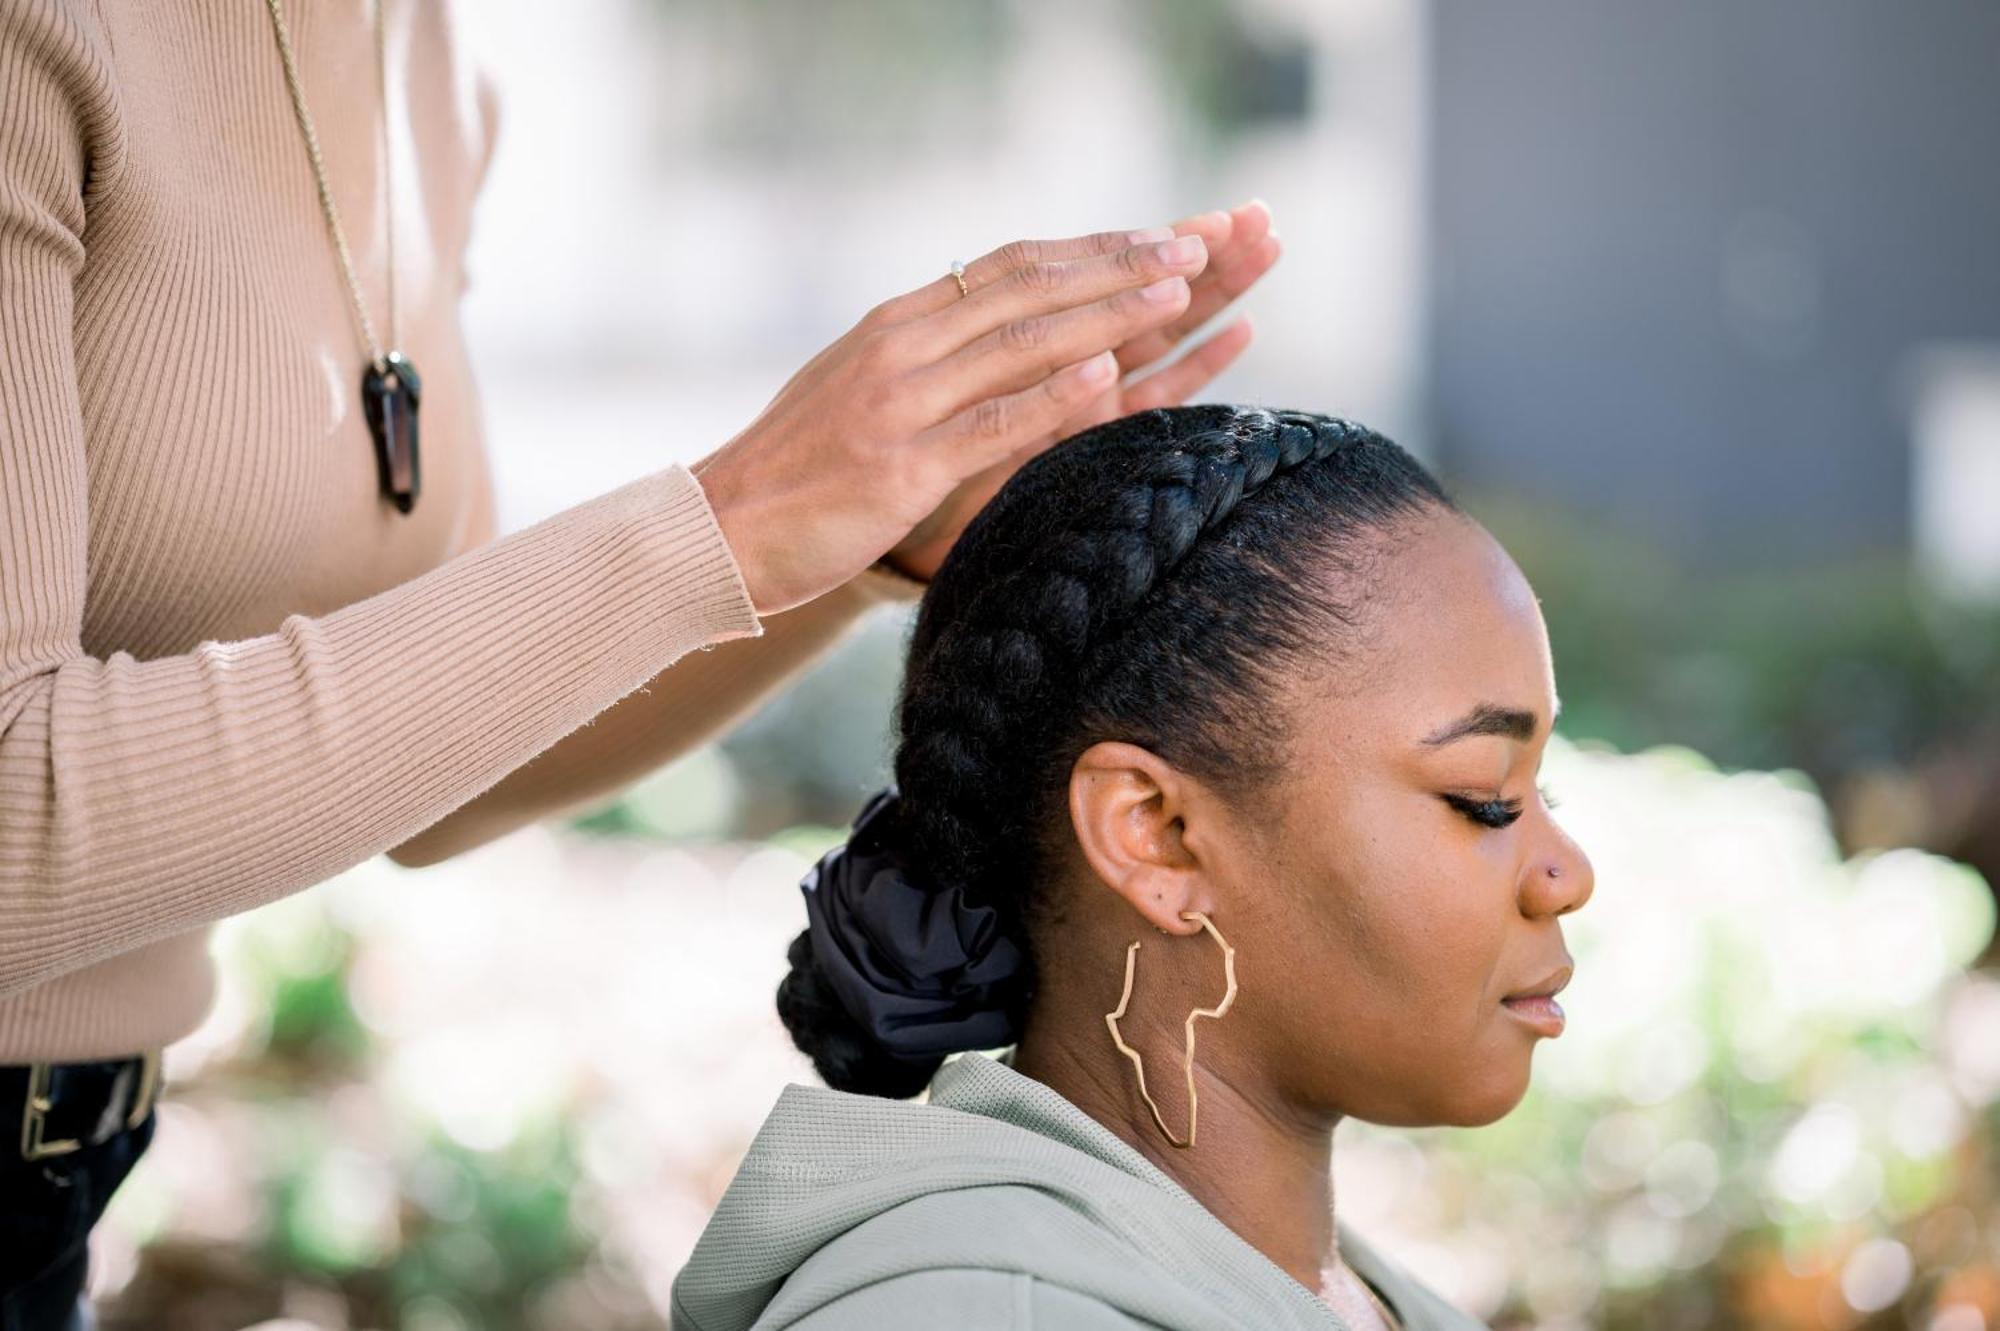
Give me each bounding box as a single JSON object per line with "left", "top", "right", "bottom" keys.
{"left": 1420, "top": 696, "right": 1561, "bottom": 747}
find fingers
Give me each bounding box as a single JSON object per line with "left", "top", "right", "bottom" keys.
{"left": 1120, "top": 316, "right": 1256, "bottom": 413}
{"left": 957, "top": 228, "right": 1179, "bottom": 295}
{"left": 909, "top": 269, "right": 1197, "bottom": 418}
{"left": 877, "top": 225, "right": 1178, "bottom": 325}
{"left": 1117, "top": 201, "right": 1279, "bottom": 375}
{"left": 910, "top": 232, "right": 1209, "bottom": 360}
{"left": 916, "top": 349, "right": 1120, "bottom": 473}
{"left": 1164, "top": 204, "right": 1238, "bottom": 256}
{"left": 1191, "top": 198, "right": 1273, "bottom": 289}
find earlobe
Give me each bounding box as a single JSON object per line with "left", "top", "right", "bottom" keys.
{"left": 1068, "top": 741, "right": 1210, "bottom": 936}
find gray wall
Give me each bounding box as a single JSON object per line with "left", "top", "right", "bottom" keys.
{"left": 1429, "top": 1, "right": 2000, "bottom": 568}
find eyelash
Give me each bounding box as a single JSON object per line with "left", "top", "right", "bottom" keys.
{"left": 1445, "top": 784, "right": 1560, "bottom": 829}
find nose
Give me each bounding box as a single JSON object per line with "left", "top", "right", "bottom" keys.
{"left": 1522, "top": 823, "right": 1594, "bottom": 919}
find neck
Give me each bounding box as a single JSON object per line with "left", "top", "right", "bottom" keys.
{"left": 1011, "top": 1008, "right": 1343, "bottom": 1291}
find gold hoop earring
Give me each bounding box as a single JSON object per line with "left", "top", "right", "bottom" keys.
{"left": 1103, "top": 910, "right": 1238, "bottom": 1149}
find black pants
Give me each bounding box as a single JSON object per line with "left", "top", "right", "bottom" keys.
{"left": 0, "top": 1060, "right": 159, "bottom": 1331}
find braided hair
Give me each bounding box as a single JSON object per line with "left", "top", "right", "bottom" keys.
{"left": 778, "top": 405, "right": 1457, "bottom": 1097}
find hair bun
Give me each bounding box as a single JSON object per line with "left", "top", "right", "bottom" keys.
{"left": 776, "top": 788, "right": 1028, "bottom": 1098}
{"left": 776, "top": 930, "right": 939, "bottom": 1099}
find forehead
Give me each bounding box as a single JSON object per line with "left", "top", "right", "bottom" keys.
{"left": 1319, "top": 512, "right": 1556, "bottom": 745}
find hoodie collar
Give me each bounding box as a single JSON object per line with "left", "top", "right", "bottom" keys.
{"left": 672, "top": 1051, "right": 1466, "bottom": 1331}
{"left": 931, "top": 1052, "right": 1416, "bottom": 1326}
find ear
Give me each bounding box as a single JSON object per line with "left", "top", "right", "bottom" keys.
{"left": 1067, "top": 741, "right": 1213, "bottom": 937}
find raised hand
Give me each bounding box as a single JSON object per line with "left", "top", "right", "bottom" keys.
{"left": 881, "top": 200, "right": 1280, "bottom": 581}
{"left": 694, "top": 223, "right": 1214, "bottom": 614}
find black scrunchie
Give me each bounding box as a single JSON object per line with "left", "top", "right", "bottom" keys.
{"left": 799, "top": 787, "right": 1027, "bottom": 1065}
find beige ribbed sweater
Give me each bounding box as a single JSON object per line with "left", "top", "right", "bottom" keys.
{"left": 0, "top": 0, "right": 920, "bottom": 1062}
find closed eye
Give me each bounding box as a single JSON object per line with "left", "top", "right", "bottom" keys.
{"left": 1443, "top": 783, "right": 1558, "bottom": 830}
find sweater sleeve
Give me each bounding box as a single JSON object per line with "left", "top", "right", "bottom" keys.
{"left": 0, "top": 8, "right": 762, "bottom": 997}
{"left": 385, "top": 560, "right": 923, "bottom": 868}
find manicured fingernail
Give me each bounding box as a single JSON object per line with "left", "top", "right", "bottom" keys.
{"left": 1142, "top": 276, "right": 1189, "bottom": 303}
{"left": 1080, "top": 350, "right": 1118, "bottom": 384}
{"left": 1158, "top": 235, "right": 1204, "bottom": 266}
{"left": 1129, "top": 225, "right": 1175, "bottom": 244}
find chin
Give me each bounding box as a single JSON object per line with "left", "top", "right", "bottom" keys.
{"left": 1439, "top": 1059, "right": 1534, "bottom": 1127}
{"left": 1343, "top": 1060, "right": 1532, "bottom": 1129}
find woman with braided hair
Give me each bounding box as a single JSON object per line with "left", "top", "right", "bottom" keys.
{"left": 671, "top": 405, "right": 1595, "bottom": 1331}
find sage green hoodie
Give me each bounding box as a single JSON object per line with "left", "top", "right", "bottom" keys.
{"left": 670, "top": 1052, "right": 1491, "bottom": 1331}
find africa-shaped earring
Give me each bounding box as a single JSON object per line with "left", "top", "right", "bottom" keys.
{"left": 1103, "top": 910, "right": 1238, "bottom": 1149}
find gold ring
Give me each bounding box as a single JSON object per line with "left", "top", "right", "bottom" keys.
{"left": 950, "top": 259, "right": 968, "bottom": 298}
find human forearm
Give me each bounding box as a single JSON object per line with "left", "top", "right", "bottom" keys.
{"left": 0, "top": 465, "right": 760, "bottom": 997}
{"left": 385, "top": 562, "right": 922, "bottom": 868}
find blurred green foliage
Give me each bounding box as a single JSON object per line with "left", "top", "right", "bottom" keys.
{"left": 233, "top": 899, "right": 372, "bottom": 1071}
{"left": 117, "top": 906, "right": 619, "bottom": 1330}
{"left": 379, "top": 1128, "right": 595, "bottom": 1331}
{"left": 1469, "top": 492, "right": 2000, "bottom": 780}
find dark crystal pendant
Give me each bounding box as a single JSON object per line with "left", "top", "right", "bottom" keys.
{"left": 362, "top": 351, "right": 423, "bottom": 515}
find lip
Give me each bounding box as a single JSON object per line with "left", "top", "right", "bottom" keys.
{"left": 1500, "top": 962, "right": 1572, "bottom": 1038}
{"left": 1504, "top": 963, "right": 1573, "bottom": 1003}
{"left": 1500, "top": 993, "right": 1566, "bottom": 1037}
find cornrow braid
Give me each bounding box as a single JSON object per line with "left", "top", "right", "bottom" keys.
{"left": 779, "top": 404, "right": 1456, "bottom": 1096}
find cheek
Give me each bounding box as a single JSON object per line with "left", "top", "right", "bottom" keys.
{"left": 1256, "top": 797, "right": 1530, "bottom": 1119}
{"left": 1233, "top": 805, "right": 1467, "bottom": 1034}
{"left": 1321, "top": 809, "right": 1507, "bottom": 1006}
{"left": 1360, "top": 853, "right": 1544, "bottom": 1125}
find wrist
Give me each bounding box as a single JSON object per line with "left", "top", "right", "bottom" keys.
{"left": 687, "top": 452, "right": 770, "bottom": 613}
{"left": 863, "top": 552, "right": 931, "bottom": 602}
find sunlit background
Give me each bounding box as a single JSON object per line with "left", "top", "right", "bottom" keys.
{"left": 95, "top": 2, "right": 2000, "bottom": 1328}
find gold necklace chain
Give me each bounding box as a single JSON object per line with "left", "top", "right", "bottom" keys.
{"left": 263, "top": 0, "right": 397, "bottom": 373}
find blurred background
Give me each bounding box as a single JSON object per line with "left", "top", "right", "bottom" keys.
{"left": 95, "top": 1, "right": 2000, "bottom": 1328}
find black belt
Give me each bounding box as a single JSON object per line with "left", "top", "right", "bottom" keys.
{"left": 0, "top": 1052, "right": 162, "bottom": 1162}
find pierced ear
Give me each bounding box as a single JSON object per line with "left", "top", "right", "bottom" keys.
{"left": 1068, "top": 741, "right": 1211, "bottom": 936}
